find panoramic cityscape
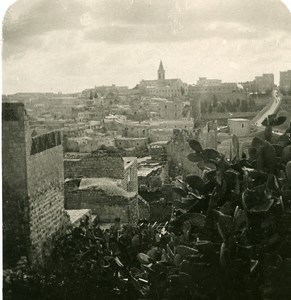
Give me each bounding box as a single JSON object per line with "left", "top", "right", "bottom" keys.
{"left": 2, "top": 0, "right": 291, "bottom": 299}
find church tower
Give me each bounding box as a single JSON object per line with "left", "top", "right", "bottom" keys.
{"left": 157, "top": 60, "right": 165, "bottom": 80}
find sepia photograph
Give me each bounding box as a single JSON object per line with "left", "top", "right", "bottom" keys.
{"left": 1, "top": 0, "right": 291, "bottom": 299}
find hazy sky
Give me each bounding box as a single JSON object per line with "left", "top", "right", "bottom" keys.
{"left": 2, "top": 0, "right": 291, "bottom": 94}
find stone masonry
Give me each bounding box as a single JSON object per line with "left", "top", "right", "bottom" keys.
{"left": 64, "top": 178, "right": 149, "bottom": 223}
{"left": 2, "top": 103, "right": 69, "bottom": 267}
{"left": 166, "top": 129, "right": 200, "bottom": 179}
{"left": 64, "top": 151, "right": 138, "bottom": 193}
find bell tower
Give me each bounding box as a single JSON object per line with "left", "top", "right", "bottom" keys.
{"left": 157, "top": 60, "right": 165, "bottom": 80}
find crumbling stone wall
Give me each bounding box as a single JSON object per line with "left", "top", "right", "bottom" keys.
{"left": 166, "top": 129, "right": 200, "bottom": 179}
{"left": 197, "top": 121, "right": 218, "bottom": 149}
{"left": 65, "top": 187, "right": 136, "bottom": 223}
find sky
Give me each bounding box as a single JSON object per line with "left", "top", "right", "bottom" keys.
{"left": 1, "top": 0, "right": 291, "bottom": 94}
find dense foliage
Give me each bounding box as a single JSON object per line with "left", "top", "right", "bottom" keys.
{"left": 4, "top": 115, "right": 291, "bottom": 300}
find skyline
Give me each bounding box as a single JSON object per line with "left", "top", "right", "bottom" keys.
{"left": 2, "top": 0, "right": 291, "bottom": 94}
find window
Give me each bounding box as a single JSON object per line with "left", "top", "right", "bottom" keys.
{"left": 242, "top": 123, "right": 244, "bottom": 128}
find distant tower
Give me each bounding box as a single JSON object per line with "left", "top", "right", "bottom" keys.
{"left": 157, "top": 60, "right": 165, "bottom": 80}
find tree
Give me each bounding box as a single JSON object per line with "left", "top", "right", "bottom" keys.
{"left": 248, "top": 98, "right": 256, "bottom": 111}
{"left": 89, "top": 91, "right": 93, "bottom": 100}
{"left": 240, "top": 99, "right": 249, "bottom": 112}
{"left": 226, "top": 99, "right": 232, "bottom": 112}
{"left": 236, "top": 98, "right": 241, "bottom": 109}
{"left": 212, "top": 95, "right": 218, "bottom": 108}
{"left": 94, "top": 91, "right": 98, "bottom": 99}
{"left": 217, "top": 103, "right": 225, "bottom": 113}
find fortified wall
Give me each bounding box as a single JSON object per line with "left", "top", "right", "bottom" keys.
{"left": 2, "top": 103, "right": 69, "bottom": 267}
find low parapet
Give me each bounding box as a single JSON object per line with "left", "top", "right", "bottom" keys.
{"left": 30, "top": 131, "right": 62, "bottom": 155}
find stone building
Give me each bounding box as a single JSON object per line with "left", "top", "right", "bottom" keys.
{"left": 139, "top": 61, "right": 188, "bottom": 98}
{"left": 254, "top": 74, "right": 274, "bottom": 93}
{"left": 241, "top": 73, "right": 274, "bottom": 94}
{"left": 123, "top": 122, "right": 151, "bottom": 138}
{"left": 137, "top": 156, "right": 167, "bottom": 193}
{"left": 150, "top": 119, "right": 194, "bottom": 142}
{"left": 148, "top": 141, "right": 168, "bottom": 161}
{"left": 155, "top": 98, "right": 184, "bottom": 119}
{"left": 280, "top": 70, "right": 291, "bottom": 94}
{"left": 64, "top": 178, "right": 149, "bottom": 224}
{"left": 64, "top": 136, "right": 115, "bottom": 152}
{"left": 228, "top": 118, "right": 250, "bottom": 137}
{"left": 2, "top": 103, "right": 69, "bottom": 267}
{"left": 64, "top": 150, "right": 138, "bottom": 193}
{"left": 115, "top": 137, "right": 149, "bottom": 150}
{"left": 188, "top": 78, "right": 246, "bottom": 103}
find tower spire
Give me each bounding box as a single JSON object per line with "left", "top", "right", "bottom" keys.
{"left": 157, "top": 60, "right": 165, "bottom": 80}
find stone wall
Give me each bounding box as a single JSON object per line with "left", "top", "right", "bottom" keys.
{"left": 115, "top": 137, "right": 149, "bottom": 149}
{"left": 64, "top": 152, "right": 124, "bottom": 179}
{"left": 65, "top": 187, "right": 136, "bottom": 223}
{"left": 26, "top": 140, "right": 68, "bottom": 265}
{"left": 2, "top": 103, "right": 69, "bottom": 267}
{"left": 2, "top": 103, "right": 29, "bottom": 266}
{"left": 123, "top": 158, "right": 138, "bottom": 193}
{"left": 66, "top": 191, "right": 132, "bottom": 223}
{"left": 197, "top": 121, "right": 218, "bottom": 149}
{"left": 166, "top": 129, "right": 200, "bottom": 179}
{"left": 137, "top": 196, "right": 150, "bottom": 220}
